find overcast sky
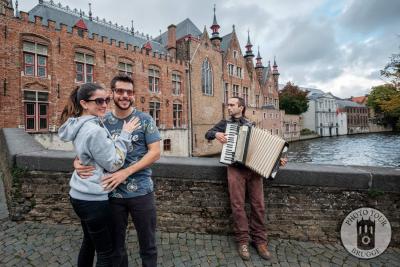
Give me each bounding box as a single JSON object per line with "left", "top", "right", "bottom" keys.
{"left": 19, "top": 0, "right": 400, "bottom": 98}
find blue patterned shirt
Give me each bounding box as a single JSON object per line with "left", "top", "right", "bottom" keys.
{"left": 103, "top": 109, "right": 161, "bottom": 199}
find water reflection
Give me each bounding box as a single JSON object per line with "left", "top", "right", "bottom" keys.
{"left": 288, "top": 132, "right": 400, "bottom": 167}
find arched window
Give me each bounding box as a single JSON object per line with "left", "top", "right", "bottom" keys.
{"left": 201, "top": 58, "right": 213, "bottom": 96}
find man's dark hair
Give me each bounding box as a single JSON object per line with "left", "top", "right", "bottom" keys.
{"left": 231, "top": 96, "right": 246, "bottom": 117}
{"left": 110, "top": 74, "right": 134, "bottom": 91}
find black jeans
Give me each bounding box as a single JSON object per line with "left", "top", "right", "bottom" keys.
{"left": 70, "top": 197, "right": 114, "bottom": 267}
{"left": 110, "top": 192, "right": 157, "bottom": 267}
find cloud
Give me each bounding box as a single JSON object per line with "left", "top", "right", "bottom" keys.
{"left": 339, "top": 0, "right": 400, "bottom": 34}
{"left": 18, "top": 0, "right": 399, "bottom": 99}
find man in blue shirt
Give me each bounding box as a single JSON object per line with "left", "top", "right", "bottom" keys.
{"left": 75, "top": 74, "right": 161, "bottom": 267}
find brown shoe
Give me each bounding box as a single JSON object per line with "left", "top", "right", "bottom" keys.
{"left": 238, "top": 243, "right": 250, "bottom": 261}
{"left": 256, "top": 243, "right": 272, "bottom": 260}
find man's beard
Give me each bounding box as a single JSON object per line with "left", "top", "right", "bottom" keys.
{"left": 114, "top": 98, "right": 134, "bottom": 110}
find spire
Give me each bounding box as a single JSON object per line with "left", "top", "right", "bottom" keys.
{"left": 255, "top": 46, "right": 263, "bottom": 68}
{"left": 202, "top": 25, "right": 210, "bottom": 39}
{"left": 131, "top": 20, "right": 135, "bottom": 35}
{"left": 210, "top": 4, "right": 221, "bottom": 41}
{"left": 212, "top": 4, "right": 218, "bottom": 25}
{"left": 88, "top": 3, "right": 92, "bottom": 21}
{"left": 244, "top": 29, "right": 254, "bottom": 58}
{"left": 246, "top": 29, "right": 252, "bottom": 46}
{"left": 273, "top": 56, "right": 279, "bottom": 75}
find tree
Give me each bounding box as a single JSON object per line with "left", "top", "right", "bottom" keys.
{"left": 279, "top": 82, "right": 309, "bottom": 114}
{"left": 381, "top": 48, "right": 400, "bottom": 89}
{"left": 368, "top": 84, "right": 400, "bottom": 129}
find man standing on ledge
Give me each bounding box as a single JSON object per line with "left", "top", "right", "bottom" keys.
{"left": 75, "top": 74, "right": 160, "bottom": 267}
{"left": 205, "top": 96, "right": 285, "bottom": 261}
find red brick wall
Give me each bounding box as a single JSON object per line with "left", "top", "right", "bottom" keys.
{"left": 0, "top": 11, "right": 187, "bottom": 131}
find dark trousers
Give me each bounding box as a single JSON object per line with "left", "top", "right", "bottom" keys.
{"left": 70, "top": 197, "right": 114, "bottom": 267}
{"left": 227, "top": 166, "right": 267, "bottom": 245}
{"left": 110, "top": 192, "right": 157, "bottom": 267}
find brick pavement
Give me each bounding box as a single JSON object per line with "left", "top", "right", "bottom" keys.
{"left": 0, "top": 221, "right": 399, "bottom": 267}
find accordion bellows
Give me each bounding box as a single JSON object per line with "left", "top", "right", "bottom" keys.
{"left": 220, "top": 123, "right": 288, "bottom": 179}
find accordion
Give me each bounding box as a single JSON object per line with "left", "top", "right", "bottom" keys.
{"left": 220, "top": 123, "right": 288, "bottom": 179}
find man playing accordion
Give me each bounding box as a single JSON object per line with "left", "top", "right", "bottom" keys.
{"left": 205, "top": 96, "right": 287, "bottom": 261}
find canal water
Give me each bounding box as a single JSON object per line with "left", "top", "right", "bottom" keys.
{"left": 287, "top": 132, "right": 400, "bottom": 167}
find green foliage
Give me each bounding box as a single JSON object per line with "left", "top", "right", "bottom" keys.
{"left": 368, "top": 84, "right": 400, "bottom": 129}
{"left": 300, "top": 128, "right": 316, "bottom": 135}
{"left": 381, "top": 49, "right": 400, "bottom": 88}
{"left": 279, "top": 82, "right": 309, "bottom": 115}
{"left": 367, "top": 189, "right": 384, "bottom": 198}
{"left": 11, "top": 166, "right": 27, "bottom": 181}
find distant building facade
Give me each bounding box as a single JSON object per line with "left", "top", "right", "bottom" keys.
{"left": 337, "top": 100, "right": 369, "bottom": 134}
{"left": 301, "top": 88, "right": 338, "bottom": 137}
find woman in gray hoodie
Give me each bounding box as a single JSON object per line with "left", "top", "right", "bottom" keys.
{"left": 58, "top": 83, "right": 139, "bottom": 267}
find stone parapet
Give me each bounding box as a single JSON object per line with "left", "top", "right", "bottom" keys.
{"left": 1, "top": 128, "right": 399, "bottom": 245}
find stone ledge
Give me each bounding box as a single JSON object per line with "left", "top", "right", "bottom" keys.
{"left": 0, "top": 128, "right": 44, "bottom": 168}
{"left": 2, "top": 128, "right": 400, "bottom": 192}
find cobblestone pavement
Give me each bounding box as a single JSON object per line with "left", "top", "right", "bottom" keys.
{"left": 0, "top": 220, "right": 399, "bottom": 267}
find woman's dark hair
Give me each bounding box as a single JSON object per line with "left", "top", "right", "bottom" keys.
{"left": 60, "top": 83, "right": 104, "bottom": 124}
{"left": 231, "top": 96, "right": 246, "bottom": 117}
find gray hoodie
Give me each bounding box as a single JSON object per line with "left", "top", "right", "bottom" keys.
{"left": 58, "top": 115, "right": 132, "bottom": 201}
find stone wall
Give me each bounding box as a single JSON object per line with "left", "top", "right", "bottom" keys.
{"left": 1, "top": 128, "right": 399, "bottom": 246}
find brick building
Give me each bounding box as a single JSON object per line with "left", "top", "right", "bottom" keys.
{"left": 0, "top": 1, "right": 283, "bottom": 156}
{"left": 0, "top": 0, "right": 188, "bottom": 155}
{"left": 337, "top": 100, "right": 369, "bottom": 134}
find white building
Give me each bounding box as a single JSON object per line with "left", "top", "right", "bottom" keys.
{"left": 301, "top": 89, "right": 338, "bottom": 136}
{"left": 336, "top": 108, "right": 348, "bottom": 135}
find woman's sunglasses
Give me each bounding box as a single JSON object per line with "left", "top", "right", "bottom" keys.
{"left": 86, "top": 97, "right": 111, "bottom": 105}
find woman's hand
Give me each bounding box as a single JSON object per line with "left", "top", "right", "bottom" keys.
{"left": 74, "top": 157, "right": 95, "bottom": 178}
{"left": 122, "top": 117, "right": 140, "bottom": 134}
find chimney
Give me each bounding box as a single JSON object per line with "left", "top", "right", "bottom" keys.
{"left": 167, "top": 24, "right": 177, "bottom": 58}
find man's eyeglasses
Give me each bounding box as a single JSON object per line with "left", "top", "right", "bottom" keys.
{"left": 113, "top": 88, "right": 134, "bottom": 96}
{"left": 86, "top": 97, "right": 111, "bottom": 105}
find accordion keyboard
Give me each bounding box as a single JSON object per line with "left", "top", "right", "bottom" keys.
{"left": 220, "top": 123, "right": 239, "bottom": 164}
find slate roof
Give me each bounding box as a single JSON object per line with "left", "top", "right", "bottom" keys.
{"left": 220, "top": 33, "right": 233, "bottom": 53}
{"left": 336, "top": 100, "right": 367, "bottom": 108}
{"left": 154, "top": 18, "right": 202, "bottom": 45}
{"left": 28, "top": 1, "right": 166, "bottom": 53}
{"left": 261, "top": 66, "right": 270, "bottom": 85}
